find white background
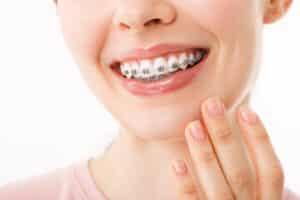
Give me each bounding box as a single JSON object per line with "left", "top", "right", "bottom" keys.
{"left": 0, "top": 0, "right": 299, "bottom": 194}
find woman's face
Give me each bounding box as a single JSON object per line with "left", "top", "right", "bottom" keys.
{"left": 56, "top": 0, "right": 279, "bottom": 139}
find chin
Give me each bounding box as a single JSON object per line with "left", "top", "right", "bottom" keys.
{"left": 117, "top": 100, "right": 204, "bottom": 141}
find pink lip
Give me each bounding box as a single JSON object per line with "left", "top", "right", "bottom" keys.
{"left": 111, "top": 49, "right": 210, "bottom": 97}
{"left": 110, "top": 43, "right": 208, "bottom": 65}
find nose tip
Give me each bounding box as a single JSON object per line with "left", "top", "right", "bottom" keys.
{"left": 113, "top": 2, "right": 176, "bottom": 32}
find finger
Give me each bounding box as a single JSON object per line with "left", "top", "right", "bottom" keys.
{"left": 185, "top": 120, "right": 234, "bottom": 200}
{"left": 171, "top": 159, "right": 201, "bottom": 200}
{"left": 200, "top": 97, "right": 256, "bottom": 199}
{"left": 237, "top": 106, "right": 285, "bottom": 200}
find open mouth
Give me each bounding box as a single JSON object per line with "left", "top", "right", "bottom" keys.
{"left": 108, "top": 44, "right": 210, "bottom": 97}
{"left": 110, "top": 47, "right": 209, "bottom": 83}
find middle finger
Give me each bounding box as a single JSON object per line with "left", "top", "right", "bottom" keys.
{"left": 200, "top": 97, "right": 255, "bottom": 199}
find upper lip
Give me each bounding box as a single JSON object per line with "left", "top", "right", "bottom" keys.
{"left": 109, "top": 43, "right": 209, "bottom": 68}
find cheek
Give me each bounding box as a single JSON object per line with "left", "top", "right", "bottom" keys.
{"left": 185, "top": 0, "right": 262, "bottom": 107}
{"left": 57, "top": 1, "right": 113, "bottom": 66}
{"left": 187, "top": 0, "right": 260, "bottom": 36}
{"left": 181, "top": 0, "right": 262, "bottom": 71}
{"left": 57, "top": 1, "right": 118, "bottom": 109}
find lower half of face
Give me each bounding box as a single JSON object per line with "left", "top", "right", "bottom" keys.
{"left": 58, "top": 0, "right": 263, "bottom": 140}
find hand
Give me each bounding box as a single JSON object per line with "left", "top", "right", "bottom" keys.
{"left": 171, "top": 96, "right": 284, "bottom": 200}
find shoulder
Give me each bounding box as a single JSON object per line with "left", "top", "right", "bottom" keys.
{"left": 0, "top": 160, "right": 87, "bottom": 200}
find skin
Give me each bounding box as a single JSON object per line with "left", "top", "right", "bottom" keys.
{"left": 54, "top": 0, "right": 293, "bottom": 199}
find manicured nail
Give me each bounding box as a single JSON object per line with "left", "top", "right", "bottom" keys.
{"left": 240, "top": 106, "right": 258, "bottom": 125}
{"left": 205, "top": 97, "right": 225, "bottom": 117}
{"left": 172, "top": 159, "right": 187, "bottom": 175}
{"left": 189, "top": 121, "right": 206, "bottom": 141}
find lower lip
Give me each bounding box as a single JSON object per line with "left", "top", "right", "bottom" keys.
{"left": 112, "top": 53, "right": 209, "bottom": 97}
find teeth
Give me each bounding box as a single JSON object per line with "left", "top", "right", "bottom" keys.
{"left": 188, "top": 53, "right": 196, "bottom": 65}
{"left": 140, "top": 59, "right": 153, "bottom": 79}
{"left": 121, "top": 63, "right": 132, "bottom": 79}
{"left": 119, "top": 50, "right": 206, "bottom": 80}
{"left": 167, "top": 55, "right": 179, "bottom": 73}
{"left": 195, "top": 51, "right": 203, "bottom": 61}
{"left": 131, "top": 61, "right": 140, "bottom": 78}
{"left": 153, "top": 57, "right": 168, "bottom": 76}
{"left": 178, "top": 53, "right": 189, "bottom": 70}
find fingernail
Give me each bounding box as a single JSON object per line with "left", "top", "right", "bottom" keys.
{"left": 172, "top": 159, "right": 187, "bottom": 175}
{"left": 189, "top": 121, "right": 206, "bottom": 141}
{"left": 205, "top": 97, "right": 225, "bottom": 117}
{"left": 240, "top": 106, "right": 258, "bottom": 125}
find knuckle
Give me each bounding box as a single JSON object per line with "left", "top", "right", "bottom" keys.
{"left": 217, "top": 191, "right": 234, "bottom": 200}
{"left": 230, "top": 168, "right": 254, "bottom": 191}
{"left": 199, "top": 150, "right": 216, "bottom": 164}
{"left": 179, "top": 181, "right": 197, "bottom": 195}
{"left": 262, "top": 164, "right": 285, "bottom": 188}
{"left": 255, "top": 130, "right": 270, "bottom": 142}
{"left": 214, "top": 126, "right": 233, "bottom": 143}
{"left": 179, "top": 193, "right": 199, "bottom": 200}
{"left": 224, "top": 196, "right": 235, "bottom": 200}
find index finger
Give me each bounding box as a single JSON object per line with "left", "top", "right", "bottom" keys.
{"left": 185, "top": 120, "right": 234, "bottom": 200}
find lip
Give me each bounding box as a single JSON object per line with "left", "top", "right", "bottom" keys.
{"left": 111, "top": 48, "right": 210, "bottom": 97}
{"left": 109, "top": 43, "right": 209, "bottom": 67}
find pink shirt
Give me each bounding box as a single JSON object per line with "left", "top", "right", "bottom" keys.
{"left": 0, "top": 158, "right": 299, "bottom": 200}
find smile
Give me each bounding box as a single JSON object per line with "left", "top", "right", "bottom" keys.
{"left": 109, "top": 44, "right": 210, "bottom": 97}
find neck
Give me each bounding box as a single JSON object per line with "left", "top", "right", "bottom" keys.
{"left": 90, "top": 94, "right": 251, "bottom": 200}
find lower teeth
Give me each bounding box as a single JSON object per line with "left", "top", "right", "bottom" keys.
{"left": 138, "top": 64, "right": 196, "bottom": 82}
{"left": 143, "top": 74, "right": 171, "bottom": 81}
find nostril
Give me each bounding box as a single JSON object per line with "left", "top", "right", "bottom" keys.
{"left": 144, "top": 18, "right": 162, "bottom": 27}
{"left": 119, "top": 18, "right": 163, "bottom": 30}
{"left": 119, "top": 22, "right": 131, "bottom": 30}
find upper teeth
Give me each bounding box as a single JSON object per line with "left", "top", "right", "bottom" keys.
{"left": 120, "top": 50, "right": 205, "bottom": 80}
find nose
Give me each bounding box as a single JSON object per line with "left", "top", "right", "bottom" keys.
{"left": 112, "top": 0, "right": 176, "bottom": 32}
